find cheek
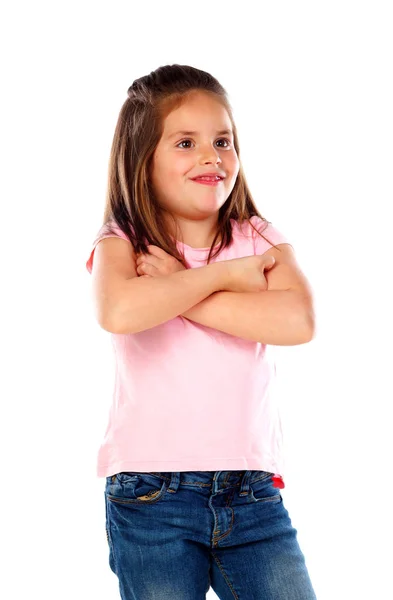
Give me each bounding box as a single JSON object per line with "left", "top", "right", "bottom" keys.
{"left": 227, "top": 151, "right": 239, "bottom": 171}
{"left": 172, "top": 154, "right": 194, "bottom": 175}
{"left": 155, "top": 155, "right": 187, "bottom": 182}
{"left": 226, "top": 155, "right": 240, "bottom": 182}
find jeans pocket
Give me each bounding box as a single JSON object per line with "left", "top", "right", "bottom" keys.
{"left": 107, "top": 472, "right": 168, "bottom": 504}
{"left": 250, "top": 472, "right": 282, "bottom": 503}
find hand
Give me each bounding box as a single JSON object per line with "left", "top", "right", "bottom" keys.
{"left": 222, "top": 254, "right": 276, "bottom": 293}
{"left": 136, "top": 246, "right": 275, "bottom": 293}
{"left": 135, "top": 245, "right": 187, "bottom": 278}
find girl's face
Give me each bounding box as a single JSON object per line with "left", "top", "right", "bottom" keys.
{"left": 151, "top": 91, "right": 239, "bottom": 237}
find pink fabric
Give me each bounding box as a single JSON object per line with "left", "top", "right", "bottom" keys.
{"left": 86, "top": 216, "right": 292, "bottom": 478}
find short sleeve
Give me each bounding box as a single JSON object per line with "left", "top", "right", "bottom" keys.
{"left": 85, "top": 219, "right": 132, "bottom": 274}
{"left": 249, "top": 216, "right": 293, "bottom": 255}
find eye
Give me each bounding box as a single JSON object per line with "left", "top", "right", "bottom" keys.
{"left": 176, "top": 138, "right": 231, "bottom": 149}
{"left": 216, "top": 138, "right": 231, "bottom": 148}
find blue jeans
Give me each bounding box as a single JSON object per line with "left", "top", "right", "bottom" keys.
{"left": 105, "top": 470, "right": 317, "bottom": 599}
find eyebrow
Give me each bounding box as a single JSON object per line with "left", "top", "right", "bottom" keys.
{"left": 167, "top": 129, "right": 233, "bottom": 139}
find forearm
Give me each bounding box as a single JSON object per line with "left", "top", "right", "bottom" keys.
{"left": 181, "top": 290, "right": 313, "bottom": 346}
{"left": 111, "top": 262, "right": 227, "bottom": 334}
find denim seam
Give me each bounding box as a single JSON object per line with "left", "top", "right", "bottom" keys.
{"left": 211, "top": 551, "right": 238, "bottom": 599}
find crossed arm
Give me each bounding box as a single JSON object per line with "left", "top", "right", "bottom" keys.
{"left": 180, "top": 244, "right": 316, "bottom": 346}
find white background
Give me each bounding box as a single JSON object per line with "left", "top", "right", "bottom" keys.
{"left": 2, "top": 1, "right": 392, "bottom": 598}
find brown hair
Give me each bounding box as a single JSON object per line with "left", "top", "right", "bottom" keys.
{"left": 100, "top": 63, "right": 282, "bottom": 268}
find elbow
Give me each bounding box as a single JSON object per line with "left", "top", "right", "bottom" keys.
{"left": 97, "top": 304, "right": 127, "bottom": 335}
{"left": 302, "top": 304, "right": 317, "bottom": 343}
{"left": 97, "top": 312, "right": 118, "bottom": 334}
{"left": 99, "top": 318, "right": 119, "bottom": 334}
{"left": 308, "top": 315, "right": 317, "bottom": 341}
{"left": 101, "top": 301, "right": 143, "bottom": 335}
{"left": 302, "top": 321, "right": 316, "bottom": 344}
{"left": 293, "top": 290, "right": 316, "bottom": 344}
{"left": 101, "top": 312, "right": 135, "bottom": 335}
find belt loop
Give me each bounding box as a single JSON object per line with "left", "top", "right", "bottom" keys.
{"left": 167, "top": 472, "right": 180, "bottom": 494}
{"left": 212, "top": 471, "right": 222, "bottom": 494}
{"left": 238, "top": 470, "right": 253, "bottom": 496}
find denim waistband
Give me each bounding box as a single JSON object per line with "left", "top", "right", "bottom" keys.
{"left": 147, "top": 470, "right": 274, "bottom": 496}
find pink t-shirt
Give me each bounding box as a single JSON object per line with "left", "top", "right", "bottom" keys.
{"left": 86, "top": 216, "right": 292, "bottom": 480}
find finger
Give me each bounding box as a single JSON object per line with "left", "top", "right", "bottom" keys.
{"left": 137, "top": 253, "right": 161, "bottom": 269}
{"left": 136, "top": 263, "right": 147, "bottom": 275}
{"left": 137, "top": 262, "right": 158, "bottom": 276}
{"left": 145, "top": 245, "right": 169, "bottom": 259}
{"left": 136, "top": 262, "right": 151, "bottom": 275}
{"left": 263, "top": 256, "right": 275, "bottom": 268}
{"left": 136, "top": 253, "right": 149, "bottom": 265}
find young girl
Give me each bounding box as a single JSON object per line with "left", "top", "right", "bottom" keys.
{"left": 86, "top": 64, "right": 317, "bottom": 599}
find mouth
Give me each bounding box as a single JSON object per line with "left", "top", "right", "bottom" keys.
{"left": 191, "top": 177, "right": 223, "bottom": 186}
{"left": 191, "top": 175, "right": 224, "bottom": 186}
{"left": 191, "top": 175, "right": 224, "bottom": 181}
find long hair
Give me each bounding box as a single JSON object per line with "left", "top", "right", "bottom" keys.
{"left": 100, "top": 63, "right": 281, "bottom": 268}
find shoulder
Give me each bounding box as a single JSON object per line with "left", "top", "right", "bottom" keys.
{"left": 94, "top": 218, "right": 132, "bottom": 242}
{"left": 232, "top": 216, "right": 292, "bottom": 251}
{"left": 86, "top": 219, "right": 135, "bottom": 274}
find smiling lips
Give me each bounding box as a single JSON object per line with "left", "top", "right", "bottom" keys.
{"left": 192, "top": 169, "right": 225, "bottom": 180}
{"left": 192, "top": 175, "right": 224, "bottom": 186}
{"left": 192, "top": 177, "right": 222, "bottom": 186}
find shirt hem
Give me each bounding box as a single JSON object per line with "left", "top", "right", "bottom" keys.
{"left": 98, "top": 457, "right": 284, "bottom": 479}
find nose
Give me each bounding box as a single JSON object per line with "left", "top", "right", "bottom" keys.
{"left": 199, "top": 145, "right": 222, "bottom": 165}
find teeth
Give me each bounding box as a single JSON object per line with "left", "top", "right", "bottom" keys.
{"left": 196, "top": 176, "right": 221, "bottom": 181}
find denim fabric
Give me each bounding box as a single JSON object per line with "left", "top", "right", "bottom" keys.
{"left": 104, "top": 470, "right": 317, "bottom": 599}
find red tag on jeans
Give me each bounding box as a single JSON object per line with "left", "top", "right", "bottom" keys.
{"left": 272, "top": 475, "right": 285, "bottom": 489}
